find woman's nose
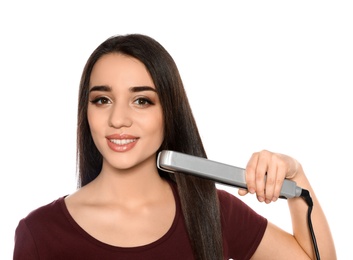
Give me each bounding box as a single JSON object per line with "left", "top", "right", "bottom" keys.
{"left": 108, "top": 103, "right": 133, "bottom": 129}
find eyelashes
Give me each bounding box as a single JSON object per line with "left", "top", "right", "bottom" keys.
{"left": 133, "top": 97, "right": 155, "bottom": 106}
{"left": 89, "top": 96, "right": 155, "bottom": 107}
{"left": 90, "top": 97, "right": 111, "bottom": 105}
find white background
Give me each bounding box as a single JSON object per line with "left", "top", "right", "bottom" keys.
{"left": 1, "top": 1, "right": 352, "bottom": 259}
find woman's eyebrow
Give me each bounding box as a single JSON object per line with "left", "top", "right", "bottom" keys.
{"left": 130, "top": 86, "right": 157, "bottom": 93}
{"left": 89, "top": 85, "right": 112, "bottom": 92}
{"left": 89, "top": 85, "right": 156, "bottom": 93}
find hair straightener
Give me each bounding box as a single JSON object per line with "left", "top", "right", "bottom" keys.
{"left": 157, "top": 150, "right": 302, "bottom": 199}
{"left": 157, "top": 150, "right": 320, "bottom": 259}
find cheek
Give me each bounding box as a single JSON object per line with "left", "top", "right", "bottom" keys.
{"left": 155, "top": 113, "right": 165, "bottom": 143}
{"left": 142, "top": 110, "right": 164, "bottom": 137}
{"left": 87, "top": 109, "right": 95, "bottom": 130}
{"left": 87, "top": 108, "right": 103, "bottom": 135}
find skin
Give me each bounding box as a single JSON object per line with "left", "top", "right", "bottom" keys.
{"left": 240, "top": 151, "right": 337, "bottom": 259}
{"left": 65, "top": 53, "right": 175, "bottom": 246}
{"left": 66, "top": 53, "right": 336, "bottom": 258}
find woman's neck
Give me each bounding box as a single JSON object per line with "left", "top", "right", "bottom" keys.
{"left": 82, "top": 158, "right": 168, "bottom": 207}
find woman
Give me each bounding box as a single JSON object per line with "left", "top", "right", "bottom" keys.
{"left": 14, "top": 34, "right": 336, "bottom": 259}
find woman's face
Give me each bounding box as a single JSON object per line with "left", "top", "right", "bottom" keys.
{"left": 87, "top": 53, "right": 164, "bottom": 171}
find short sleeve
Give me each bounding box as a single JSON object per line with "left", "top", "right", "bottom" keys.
{"left": 218, "top": 189, "right": 268, "bottom": 260}
{"left": 13, "top": 219, "right": 39, "bottom": 260}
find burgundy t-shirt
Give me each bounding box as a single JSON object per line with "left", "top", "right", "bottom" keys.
{"left": 14, "top": 183, "right": 267, "bottom": 260}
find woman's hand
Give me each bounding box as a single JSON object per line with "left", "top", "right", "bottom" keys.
{"left": 238, "top": 150, "right": 299, "bottom": 203}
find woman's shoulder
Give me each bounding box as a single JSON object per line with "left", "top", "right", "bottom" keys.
{"left": 217, "top": 188, "right": 242, "bottom": 207}
{"left": 216, "top": 188, "right": 267, "bottom": 223}
{"left": 19, "top": 196, "right": 68, "bottom": 227}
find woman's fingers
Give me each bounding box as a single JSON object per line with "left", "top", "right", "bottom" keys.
{"left": 244, "top": 150, "right": 297, "bottom": 203}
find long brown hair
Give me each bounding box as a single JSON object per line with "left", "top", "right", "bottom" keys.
{"left": 76, "top": 34, "right": 223, "bottom": 260}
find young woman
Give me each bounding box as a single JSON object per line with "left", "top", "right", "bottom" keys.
{"left": 13, "top": 34, "right": 336, "bottom": 259}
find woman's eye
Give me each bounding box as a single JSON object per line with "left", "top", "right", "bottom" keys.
{"left": 90, "top": 97, "right": 111, "bottom": 105}
{"left": 134, "top": 98, "right": 153, "bottom": 107}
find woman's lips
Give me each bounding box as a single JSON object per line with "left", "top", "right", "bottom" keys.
{"left": 106, "top": 134, "right": 139, "bottom": 152}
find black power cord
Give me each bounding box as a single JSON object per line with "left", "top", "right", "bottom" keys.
{"left": 300, "top": 189, "right": 320, "bottom": 260}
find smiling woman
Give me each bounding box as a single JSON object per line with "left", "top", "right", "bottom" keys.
{"left": 87, "top": 53, "right": 164, "bottom": 164}
{"left": 13, "top": 34, "right": 336, "bottom": 260}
